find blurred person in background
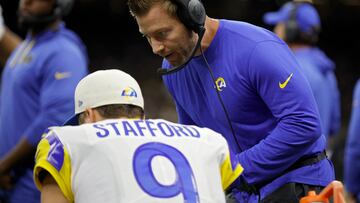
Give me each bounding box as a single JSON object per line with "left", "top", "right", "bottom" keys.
{"left": 344, "top": 79, "right": 360, "bottom": 203}
{"left": 0, "top": 0, "right": 88, "bottom": 202}
{"left": 263, "top": 0, "right": 341, "bottom": 158}
{"left": 128, "top": 0, "right": 334, "bottom": 202}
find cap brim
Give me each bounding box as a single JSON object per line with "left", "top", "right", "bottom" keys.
{"left": 263, "top": 12, "right": 285, "bottom": 25}
{"left": 63, "top": 114, "right": 79, "bottom": 126}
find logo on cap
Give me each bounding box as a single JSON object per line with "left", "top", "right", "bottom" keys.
{"left": 121, "top": 87, "right": 138, "bottom": 98}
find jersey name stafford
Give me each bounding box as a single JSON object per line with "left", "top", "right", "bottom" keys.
{"left": 93, "top": 119, "right": 201, "bottom": 138}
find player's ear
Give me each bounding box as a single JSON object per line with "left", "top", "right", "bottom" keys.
{"left": 85, "top": 108, "right": 105, "bottom": 123}
{"left": 83, "top": 108, "right": 95, "bottom": 123}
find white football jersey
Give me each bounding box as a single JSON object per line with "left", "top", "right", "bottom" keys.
{"left": 34, "top": 119, "right": 243, "bottom": 203}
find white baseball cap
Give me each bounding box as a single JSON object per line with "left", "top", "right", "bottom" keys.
{"left": 64, "top": 69, "right": 144, "bottom": 125}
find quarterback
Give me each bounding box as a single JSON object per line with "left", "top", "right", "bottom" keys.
{"left": 33, "top": 69, "right": 243, "bottom": 203}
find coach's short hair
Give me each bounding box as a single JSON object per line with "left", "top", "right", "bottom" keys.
{"left": 127, "top": 0, "right": 177, "bottom": 17}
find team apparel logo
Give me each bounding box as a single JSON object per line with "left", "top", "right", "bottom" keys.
{"left": 9, "top": 40, "right": 35, "bottom": 68}
{"left": 121, "top": 87, "right": 138, "bottom": 98}
{"left": 279, "top": 73, "right": 294, "bottom": 89}
{"left": 55, "top": 71, "right": 72, "bottom": 80}
{"left": 78, "top": 100, "right": 83, "bottom": 108}
{"left": 215, "top": 77, "right": 227, "bottom": 91}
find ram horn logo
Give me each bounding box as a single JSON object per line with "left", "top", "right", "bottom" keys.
{"left": 215, "top": 77, "right": 226, "bottom": 91}
{"left": 121, "top": 87, "right": 138, "bottom": 98}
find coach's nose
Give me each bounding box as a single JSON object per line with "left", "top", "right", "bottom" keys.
{"left": 150, "top": 40, "right": 165, "bottom": 56}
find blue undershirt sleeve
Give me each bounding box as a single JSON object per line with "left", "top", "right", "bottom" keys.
{"left": 24, "top": 50, "right": 87, "bottom": 146}
{"left": 237, "top": 41, "right": 322, "bottom": 185}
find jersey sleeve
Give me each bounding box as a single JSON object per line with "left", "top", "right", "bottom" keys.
{"left": 33, "top": 130, "right": 74, "bottom": 203}
{"left": 219, "top": 139, "right": 244, "bottom": 190}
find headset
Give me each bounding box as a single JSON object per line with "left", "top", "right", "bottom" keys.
{"left": 284, "top": 2, "right": 320, "bottom": 44}
{"left": 157, "top": 0, "right": 206, "bottom": 75}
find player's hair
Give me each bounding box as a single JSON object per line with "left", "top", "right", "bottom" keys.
{"left": 78, "top": 104, "right": 145, "bottom": 124}
{"left": 127, "top": 0, "right": 177, "bottom": 17}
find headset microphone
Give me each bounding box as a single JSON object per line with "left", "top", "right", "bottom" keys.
{"left": 157, "top": 27, "right": 205, "bottom": 75}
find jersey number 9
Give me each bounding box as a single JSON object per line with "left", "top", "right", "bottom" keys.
{"left": 133, "top": 142, "right": 199, "bottom": 202}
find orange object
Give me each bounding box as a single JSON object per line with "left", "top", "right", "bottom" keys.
{"left": 299, "top": 181, "right": 346, "bottom": 203}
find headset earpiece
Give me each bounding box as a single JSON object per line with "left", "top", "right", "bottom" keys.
{"left": 188, "top": 0, "right": 206, "bottom": 27}
{"left": 172, "top": 0, "right": 206, "bottom": 34}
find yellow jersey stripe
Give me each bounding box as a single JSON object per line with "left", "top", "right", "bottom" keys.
{"left": 220, "top": 153, "right": 244, "bottom": 190}
{"left": 34, "top": 136, "right": 74, "bottom": 203}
